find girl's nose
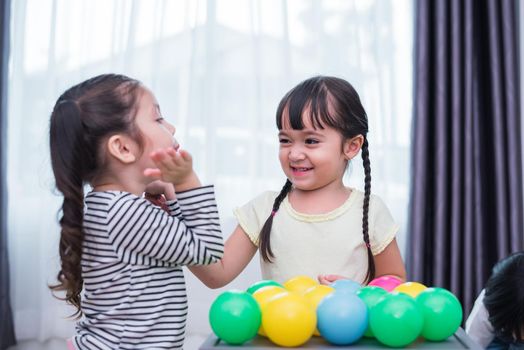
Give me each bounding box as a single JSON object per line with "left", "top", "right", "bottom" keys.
{"left": 289, "top": 147, "right": 306, "bottom": 161}
{"left": 166, "top": 121, "right": 176, "bottom": 135}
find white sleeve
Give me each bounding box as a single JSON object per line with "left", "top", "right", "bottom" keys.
{"left": 369, "top": 194, "right": 399, "bottom": 255}
{"left": 234, "top": 191, "right": 277, "bottom": 246}
{"left": 465, "top": 289, "right": 495, "bottom": 348}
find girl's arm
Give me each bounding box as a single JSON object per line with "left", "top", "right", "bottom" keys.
{"left": 189, "top": 224, "right": 258, "bottom": 289}
{"left": 145, "top": 180, "right": 176, "bottom": 201}
{"left": 108, "top": 188, "right": 224, "bottom": 266}
{"left": 318, "top": 238, "right": 406, "bottom": 284}
{"left": 373, "top": 238, "right": 406, "bottom": 280}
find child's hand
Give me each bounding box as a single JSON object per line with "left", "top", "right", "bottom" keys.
{"left": 318, "top": 274, "right": 348, "bottom": 285}
{"left": 145, "top": 180, "right": 176, "bottom": 201}
{"left": 144, "top": 148, "right": 201, "bottom": 192}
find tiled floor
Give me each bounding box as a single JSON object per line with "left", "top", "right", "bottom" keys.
{"left": 7, "top": 334, "right": 208, "bottom": 350}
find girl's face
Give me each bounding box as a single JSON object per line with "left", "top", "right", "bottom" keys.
{"left": 134, "top": 88, "right": 177, "bottom": 166}
{"left": 278, "top": 113, "right": 351, "bottom": 192}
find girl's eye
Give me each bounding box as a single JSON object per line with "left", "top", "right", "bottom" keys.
{"left": 279, "top": 138, "right": 290, "bottom": 144}
{"left": 155, "top": 117, "right": 164, "bottom": 123}
{"left": 305, "top": 138, "right": 319, "bottom": 144}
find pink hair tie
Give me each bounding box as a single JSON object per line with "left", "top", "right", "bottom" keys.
{"left": 365, "top": 242, "right": 371, "bottom": 249}
{"left": 271, "top": 210, "right": 276, "bottom": 217}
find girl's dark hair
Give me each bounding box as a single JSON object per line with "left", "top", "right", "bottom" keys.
{"left": 49, "top": 74, "right": 142, "bottom": 317}
{"left": 259, "top": 76, "right": 374, "bottom": 283}
{"left": 483, "top": 251, "right": 524, "bottom": 342}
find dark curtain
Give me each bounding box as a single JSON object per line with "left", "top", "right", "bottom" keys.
{"left": 408, "top": 0, "right": 523, "bottom": 322}
{"left": 0, "top": 0, "right": 15, "bottom": 348}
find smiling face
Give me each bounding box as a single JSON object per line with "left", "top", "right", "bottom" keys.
{"left": 278, "top": 112, "right": 351, "bottom": 192}
{"left": 275, "top": 78, "right": 368, "bottom": 194}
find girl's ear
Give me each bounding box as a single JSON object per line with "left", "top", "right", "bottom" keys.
{"left": 106, "top": 134, "right": 138, "bottom": 163}
{"left": 343, "top": 134, "right": 364, "bottom": 160}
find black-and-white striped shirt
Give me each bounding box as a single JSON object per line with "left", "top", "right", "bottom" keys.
{"left": 72, "top": 185, "right": 224, "bottom": 350}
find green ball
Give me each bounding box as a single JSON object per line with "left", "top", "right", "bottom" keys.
{"left": 209, "top": 290, "right": 261, "bottom": 345}
{"left": 370, "top": 292, "right": 423, "bottom": 347}
{"left": 416, "top": 287, "right": 463, "bottom": 341}
{"left": 356, "top": 286, "right": 388, "bottom": 337}
{"left": 246, "top": 280, "right": 283, "bottom": 294}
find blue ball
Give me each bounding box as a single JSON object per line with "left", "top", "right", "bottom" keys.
{"left": 317, "top": 291, "right": 368, "bottom": 345}
{"left": 330, "top": 279, "right": 362, "bottom": 294}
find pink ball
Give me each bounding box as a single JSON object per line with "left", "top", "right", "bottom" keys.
{"left": 368, "top": 275, "right": 403, "bottom": 292}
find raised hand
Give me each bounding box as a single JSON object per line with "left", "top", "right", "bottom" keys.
{"left": 145, "top": 180, "right": 176, "bottom": 201}
{"left": 318, "top": 274, "right": 348, "bottom": 285}
{"left": 144, "top": 148, "right": 201, "bottom": 192}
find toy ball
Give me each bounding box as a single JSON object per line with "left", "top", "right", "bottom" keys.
{"left": 330, "top": 279, "right": 362, "bottom": 294}
{"left": 252, "top": 286, "right": 288, "bottom": 337}
{"left": 370, "top": 292, "right": 424, "bottom": 347}
{"left": 317, "top": 291, "right": 368, "bottom": 345}
{"left": 209, "top": 290, "right": 261, "bottom": 345}
{"left": 416, "top": 287, "right": 463, "bottom": 341}
{"left": 262, "top": 292, "right": 316, "bottom": 347}
{"left": 368, "top": 275, "right": 403, "bottom": 291}
{"left": 283, "top": 275, "right": 318, "bottom": 294}
{"left": 303, "top": 284, "right": 335, "bottom": 336}
{"left": 247, "top": 279, "right": 284, "bottom": 294}
{"left": 355, "top": 286, "right": 388, "bottom": 337}
{"left": 394, "top": 281, "right": 428, "bottom": 298}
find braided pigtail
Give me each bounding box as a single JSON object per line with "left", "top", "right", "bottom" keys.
{"left": 361, "top": 138, "right": 375, "bottom": 283}
{"left": 49, "top": 100, "right": 91, "bottom": 318}
{"left": 259, "top": 179, "right": 293, "bottom": 262}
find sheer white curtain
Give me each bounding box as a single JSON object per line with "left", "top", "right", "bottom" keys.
{"left": 7, "top": 0, "right": 413, "bottom": 342}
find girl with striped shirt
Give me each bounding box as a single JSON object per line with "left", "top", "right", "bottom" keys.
{"left": 49, "top": 74, "right": 224, "bottom": 349}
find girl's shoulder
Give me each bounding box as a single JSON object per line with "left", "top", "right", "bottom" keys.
{"left": 85, "top": 190, "right": 148, "bottom": 210}
{"left": 86, "top": 190, "right": 139, "bottom": 201}
{"left": 85, "top": 190, "right": 124, "bottom": 205}
{"left": 348, "top": 188, "right": 387, "bottom": 205}
{"left": 254, "top": 190, "right": 280, "bottom": 201}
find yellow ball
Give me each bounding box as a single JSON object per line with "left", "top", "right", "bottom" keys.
{"left": 393, "top": 281, "right": 428, "bottom": 298}
{"left": 283, "top": 275, "right": 318, "bottom": 294}
{"left": 263, "top": 293, "right": 317, "bottom": 347}
{"left": 252, "top": 286, "right": 288, "bottom": 337}
{"left": 303, "top": 284, "right": 335, "bottom": 336}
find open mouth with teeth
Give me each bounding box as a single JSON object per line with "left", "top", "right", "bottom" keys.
{"left": 291, "top": 166, "right": 313, "bottom": 175}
